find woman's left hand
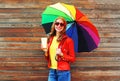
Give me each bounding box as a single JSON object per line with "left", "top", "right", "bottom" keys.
{"left": 56, "top": 48, "right": 63, "bottom": 57}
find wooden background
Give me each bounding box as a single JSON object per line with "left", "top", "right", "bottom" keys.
{"left": 0, "top": 0, "right": 120, "bottom": 81}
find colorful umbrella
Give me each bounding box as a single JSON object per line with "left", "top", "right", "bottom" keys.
{"left": 41, "top": 2, "right": 100, "bottom": 52}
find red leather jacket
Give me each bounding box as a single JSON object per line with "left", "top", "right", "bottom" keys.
{"left": 45, "top": 34, "right": 75, "bottom": 70}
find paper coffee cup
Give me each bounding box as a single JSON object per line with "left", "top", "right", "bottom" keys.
{"left": 41, "top": 37, "right": 47, "bottom": 48}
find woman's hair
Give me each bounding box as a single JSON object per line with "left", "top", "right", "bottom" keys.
{"left": 49, "top": 17, "right": 67, "bottom": 42}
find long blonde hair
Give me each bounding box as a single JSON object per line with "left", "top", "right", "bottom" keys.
{"left": 49, "top": 17, "right": 67, "bottom": 42}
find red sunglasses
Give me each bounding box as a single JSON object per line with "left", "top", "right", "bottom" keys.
{"left": 55, "top": 22, "right": 64, "bottom": 27}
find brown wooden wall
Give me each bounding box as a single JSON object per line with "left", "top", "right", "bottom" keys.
{"left": 0, "top": 0, "right": 120, "bottom": 81}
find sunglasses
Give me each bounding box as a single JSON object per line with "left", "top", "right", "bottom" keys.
{"left": 55, "top": 22, "right": 64, "bottom": 27}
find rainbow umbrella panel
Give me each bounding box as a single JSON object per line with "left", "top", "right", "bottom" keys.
{"left": 41, "top": 2, "right": 100, "bottom": 52}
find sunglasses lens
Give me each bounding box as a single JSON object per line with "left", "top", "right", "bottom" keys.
{"left": 60, "top": 23, "right": 64, "bottom": 26}
{"left": 55, "top": 22, "right": 59, "bottom": 26}
{"left": 55, "top": 22, "right": 64, "bottom": 26}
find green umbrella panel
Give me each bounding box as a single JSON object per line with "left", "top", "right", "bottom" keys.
{"left": 41, "top": 6, "right": 74, "bottom": 24}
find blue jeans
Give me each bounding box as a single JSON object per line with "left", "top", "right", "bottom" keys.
{"left": 48, "top": 69, "right": 71, "bottom": 81}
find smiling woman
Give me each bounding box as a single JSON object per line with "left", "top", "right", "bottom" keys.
{"left": 41, "top": 17, "right": 75, "bottom": 81}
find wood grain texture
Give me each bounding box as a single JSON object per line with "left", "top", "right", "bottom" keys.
{"left": 0, "top": 0, "right": 120, "bottom": 81}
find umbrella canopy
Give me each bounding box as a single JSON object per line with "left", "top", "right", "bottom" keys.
{"left": 41, "top": 2, "right": 100, "bottom": 52}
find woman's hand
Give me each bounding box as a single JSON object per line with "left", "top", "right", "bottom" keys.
{"left": 56, "top": 48, "right": 63, "bottom": 57}
{"left": 41, "top": 45, "right": 48, "bottom": 56}
{"left": 58, "top": 53, "right": 63, "bottom": 57}
{"left": 41, "top": 43, "right": 47, "bottom": 51}
{"left": 41, "top": 48, "right": 48, "bottom": 52}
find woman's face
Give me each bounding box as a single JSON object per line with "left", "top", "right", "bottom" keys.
{"left": 55, "top": 19, "right": 65, "bottom": 33}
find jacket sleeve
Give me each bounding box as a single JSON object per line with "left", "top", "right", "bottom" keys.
{"left": 44, "top": 36, "right": 52, "bottom": 62}
{"left": 61, "top": 38, "right": 76, "bottom": 63}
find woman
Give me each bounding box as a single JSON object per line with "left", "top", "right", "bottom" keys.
{"left": 41, "top": 17, "right": 75, "bottom": 81}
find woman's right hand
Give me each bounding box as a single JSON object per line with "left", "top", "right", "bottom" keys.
{"left": 41, "top": 45, "right": 48, "bottom": 56}
{"left": 41, "top": 48, "right": 48, "bottom": 52}
{"left": 41, "top": 44, "right": 47, "bottom": 51}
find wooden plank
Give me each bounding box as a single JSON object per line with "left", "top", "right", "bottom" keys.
{"left": 0, "top": 18, "right": 41, "bottom": 23}
{"left": 0, "top": 50, "right": 43, "bottom": 57}
{"left": 0, "top": 9, "right": 120, "bottom": 19}
{"left": 0, "top": 37, "right": 42, "bottom": 42}
{"left": 95, "top": 48, "right": 120, "bottom": 52}
{"left": 0, "top": 23, "right": 41, "bottom": 28}
{"left": 0, "top": 22, "right": 119, "bottom": 28}
{"left": 0, "top": 51, "right": 119, "bottom": 57}
{"left": 0, "top": 28, "right": 44, "bottom": 33}
{"left": 0, "top": 66, "right": 48, "bottom": 71}
{"left": 83, "top": 9, "right": 120, "bottom": 18}
{"left": 99, "top": 28, "right": 120, "bottom": 33}
{"left": 72, "top": 76, "right": 120, "bottom": 81}
{"left": 0, "top": 13, "right": 41, "bottom": 19}
{"left": 0, "top": 76, "right": 48, "bottom": 81}
{"left": 0, "top": 37, "right": 119, "bottom": 43}
{"left": 0, "top": 62, "right": 47, "bottom": 67}
{"left": 72, "top": 71, "right": 120, "bottom": 81}
{"left": 0, "top": 32, "right": 46, "bottom": 37}
{"left": 0, "top": 57, "right": 45, "bottom": 62}
{"left": 72, "top": 71, "right": 120, "bottom": 76}
{"left": 0, "top": 70, "right": 48, "bottom": 76}
{"left": 100, "top": 37, "right": 120, "bottom": 43}
{"left": 99, "top": 43, "right": 120, "bottom": 47}
{"left": 0, "top": 0, "right": 50, "bottom": 3}
{"left": 3, "top": 41, "right": 120, "bottom": 49}
{"left": 0, "top": 29, "right": 120, "bottom": 38}
{"left": 100, "top": 33, "right": 120, "bottom": 37}
{"left": 1, "top": 42, "right": 120, "bottom": 49}
{"left": 91, "top": 19, "right": 120, "bottom": 25}
{"left": 94, "top": 4, "right": 120, "bottom": 10}
{"left": 72, "top": 62, "right": 120, "bottom": 67}
{"left": 0, "top": 45, "right": 119, "bottom": 51}
{"left": 0, "top": 46, "right": 41, "bottom": 51}
{"left": 76, "top": 57, "right": 120, "bottom": 62}
{"left": 95, "top": 23, "right": 120, "bottom": 28}
{"left": 0, "top": 42, "right": 41, "bottom": 47}
{"left": 76, "top": 51, "right": 120, "bottom": 57}
{"left": 1, "top": 65, "right": 119, "bottom": 72}
{"left": 0, "top": 0, "right": 52, "bottom": 8}
{"left": 0, "top": 8, "right": 42, "bottom": 13}
{"left": 0, "top": 61, "right": 120, "bottom": 68}
{"left": 0, "top": 56, "right": 120, "bottom": 62}
{"left": 94, "top": 0, "right": 120, "bottom": 4}
{"left": 0, "top": 1, "right": 119, "bottom": 10}
{"left": 0, "top": 28, "right": 46, "bottom": 37}
{"left": 71, "top": 66, "right": 120, "bottom": 71}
